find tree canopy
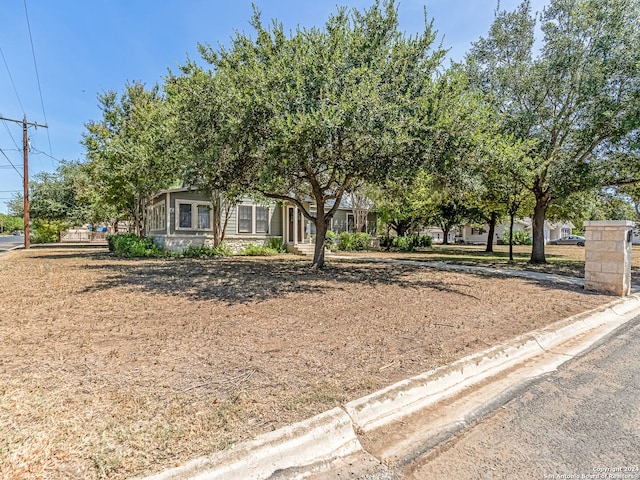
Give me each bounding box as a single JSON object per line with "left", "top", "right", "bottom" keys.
{"left": 467, "top": 0, "right": 640, "bottom": 263}
{"left": 178, "top": 0, "right": 445, "bottom": 267}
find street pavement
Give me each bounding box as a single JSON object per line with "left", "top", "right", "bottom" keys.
{"left": 0, "top": 235, "right": 23, "bottom": 253}
{"left": 399, "top": 314, "right": 640, "bottom": 479}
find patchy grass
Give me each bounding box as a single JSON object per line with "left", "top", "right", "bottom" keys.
{"left": 339, "top": 244, "right": 640, "bottom": 282}
{"left": 0, "top": 246, "right": 618, "bottom": 479}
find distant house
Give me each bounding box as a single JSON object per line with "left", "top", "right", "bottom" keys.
{"left": 426, "top": 219, "right": 574, "bottom": 245}
{"left": 146, "top": 187, "right": 376, "bottom": 253}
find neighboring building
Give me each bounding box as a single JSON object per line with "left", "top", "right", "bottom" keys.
{"left": 146, "top": 187, "right": 376, "bottom": 253}
{"left": 426, "top": 219, "right": 575, "bottom": 245}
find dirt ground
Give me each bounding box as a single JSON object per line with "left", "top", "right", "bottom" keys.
{"left": 0, "top": 246, "right": 618, "bottom": 479}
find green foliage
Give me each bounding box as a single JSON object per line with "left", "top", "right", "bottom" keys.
{"left": 5, "top": 193, "right": 24, "bottom": 218}
{"left": 351, "top": 233, "right": 372, "bottom": 251}
{"left": 106, "top": 233, "right": 168, "bottom": 258}
{"left": 181, "top": 244, "right": 231, "bottom": 258}
{"left": 179, "top": 1, "right": 445, "bottom": 267}
{"left": 265, "top": 237, "right": 288, "bottom": 253}
{"left": 336, "top": 232, "right": 371, "bottom": 251}
{"left": 466, "top": 0, "right": 640, "bottom": 262}
{"left": 501, "top": 229, "right": 532, "bottom": 246}
{"left": 391, "top": 234, "right": 433, "bottom": 252}
{"left": 238, "top": 243, "right": 278, "bottom": 256}
{"left": 337, "top": 232, "right": 352, "bottom": 251}
{"left": 0, "top": 214, "right": 23, "bottom": 233}
{"left": 31, "top": 219, "right": 69, "bottom": 244}
{"left": 324, "top": 230, "right": 338, "bottom": 249}
{"left": 83, "top": 82, "right": 175, "bottom": 234}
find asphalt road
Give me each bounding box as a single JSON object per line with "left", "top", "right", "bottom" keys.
{"left": 0, "top": 235, "right": 24, "bottom": 252}
{"left": 402, "top": 315, "right": 640, "bottom": 479}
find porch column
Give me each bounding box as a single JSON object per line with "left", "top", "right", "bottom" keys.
{"left": 293, "top": 206, "right": 299, "bottom": 244}
{"left": 584, "top": 220, "right": 633, "bottom": 296}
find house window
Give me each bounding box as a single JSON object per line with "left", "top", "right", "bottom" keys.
{"left": 238, "top": 205, "right": 252, "bottom": 233}
{"left": 471, "top": 227, "right": 486, "bottom": 235}
{"left": 256, "top": 206, "right": 269, "bottom": 233}
{"left": 347, "top": 214, "right": 355, "bottom": 233}
{"left": 148, "top": 201, "right": 166, "bottom": 231}
{"left": 561, "top": 227, "right": 571, "bottom": 237}
{"left": 179, "top": 204, "right": 192, "bottom": 228}
{"left": 176, "top": 201, "right": 213, "bottom": 230}
{"left": 198, "top": 205, "right": 211, "bottom": 229}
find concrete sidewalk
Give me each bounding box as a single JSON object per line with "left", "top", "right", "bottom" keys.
{"left": 333, "top": 255, "right": 585, "bottom": 287}
{"left": 140, "top": 283, "right": 640, "bottom": 479}
{"left": 333, "top": 255, "right": 640, "bottom": 292}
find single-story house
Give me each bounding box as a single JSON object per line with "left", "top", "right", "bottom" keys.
{"left": 146, "top": 187, "right": 376, "bottom": 252}
{"left": 426, "top": 219, "right": 574, "bottom": 245}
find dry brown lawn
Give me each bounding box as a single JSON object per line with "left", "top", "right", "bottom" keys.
{"left": 338, "top": 244, "right": 640, "bottom": 283}
{"left": 0, "top": 246, "right": 619, "bottom": 479}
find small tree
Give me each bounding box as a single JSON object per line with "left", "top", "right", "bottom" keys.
{"left": 83, "top": 82, "right": 175, "bottom": 235}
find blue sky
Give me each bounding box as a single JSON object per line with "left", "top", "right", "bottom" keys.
{"left": 0, "top": 0, "right": 548, "bottom": 214}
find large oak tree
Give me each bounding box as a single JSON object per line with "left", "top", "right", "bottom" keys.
{"left": 188, "top": 1, "right": 445, "bottom": 267}
{"left": 467, "top": 0, "right": 640, "bottom": 263}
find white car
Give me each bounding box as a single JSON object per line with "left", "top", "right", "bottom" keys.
{"left": 548, "top": 235, "right": 585, "bottom": 247}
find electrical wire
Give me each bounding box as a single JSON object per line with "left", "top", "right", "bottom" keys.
{"left": 2, "top": 119, "right": 21, "bottom": 151}
{"left": 0, "top": 148, "right": 24, "bottom": 179}
{"left": 23, "top": 0, "right": 54, "bottom": 160}
{"left": 30, "top": 146, "right": 65, "bottom": 163}
{"left": 0, "top": 47, "right": 25, "bottom": 113}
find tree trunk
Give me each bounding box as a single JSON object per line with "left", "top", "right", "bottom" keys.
{"left": 509, "top": 213, "right": 515, "bottom": 262}
{"left": 485, "top": 211, "right": 497, "bottom": 253}
{"left": 442, "top": 227, "right": 450, "bottom": 245}
{"left": 313, "top": 215, "right": 328, "bottom": 268}
{"left": 530, "top": 195, "right": 549, "bottom": 264}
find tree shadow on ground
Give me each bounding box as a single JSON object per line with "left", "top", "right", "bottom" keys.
{"left": 78, "top": 256, "right": 489, "bottom": 304}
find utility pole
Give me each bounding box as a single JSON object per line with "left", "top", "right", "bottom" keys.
{"left": 23, "top": 116, "right": 30, "bottom": 249}
{"left": 0, "top": 114, "right": 47, "bottom": 249}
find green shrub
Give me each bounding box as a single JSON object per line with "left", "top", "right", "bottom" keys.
{"left": 391, "top": 234, "right": 432, "bottom": 252}
{"left": 266, "top": 237, "right": 287, "bottom": 253}
{"left": 379, "top": 235, "right": 392, "bottom": 249}
{"left": 335, "top": 232, "right": 371, "bottom": 251}
{"left": 31, "top": 219, "right": 68, "bottom": 243}
{"left": 324, "top": 230, "right": 338, "bottom": 249}
{"left": 501, "top": 229, "right": 532, "bottom": 245}
{"left": 391, "top": 235, "right": 410, "bottom": 251}
{"left": 181, "top": 244, "right": 231, "bottom": 258}
{"left": 350, "top": 232, "right": 371, "bottom": 251}
{"left": 238, "top": 243, "right": 278, "bottom": 256}
{"left": 337, "top": 232, "right": 352, "bottom": 251}
{"left": 106, "top": 233, "right": 168, "bottom": 257}
{"left": 410, "top": 234, "right": 432, "bottom": 249}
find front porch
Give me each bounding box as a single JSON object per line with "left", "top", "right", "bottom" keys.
{"left": 283, "top": 204, "right": 334, "bottom": 257}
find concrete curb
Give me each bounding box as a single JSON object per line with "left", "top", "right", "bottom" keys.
{"left": 0, "top": 244, "right": 23, "bottom": 254}
{"left": 141, "top": 294, "right": 640, "bottom": 480}
{"left": 345, "top": 294, "right": 640, "bottom": 433}
{"left": 139, "top": 407, "right": 362, "bottom": 480}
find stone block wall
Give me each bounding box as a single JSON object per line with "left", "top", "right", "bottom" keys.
{"left": 584, "top": 220, "right": 633, "bottom": 296}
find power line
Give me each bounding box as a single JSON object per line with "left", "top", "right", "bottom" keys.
{"left": 0, "top": 147, "right": 23, "bottom": 179}
{"left": 0, "top": 47, "right": 25, "bottom": 113}
{"left": 2, "top": 119, "right": 21, "bottom": 151}
{"left": 30, "top": 146, "right": 64, "bottom": 163}
{"left": 23, "top": 0, "right": 53, "bottom": 159}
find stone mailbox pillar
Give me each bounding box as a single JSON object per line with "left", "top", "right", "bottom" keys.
{"left": 584, "top": 220, "right": 633, "bottom": 296}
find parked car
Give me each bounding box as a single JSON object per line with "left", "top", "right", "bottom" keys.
{"left": 548, "top": 235, "right": 585, "bottom": 247}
